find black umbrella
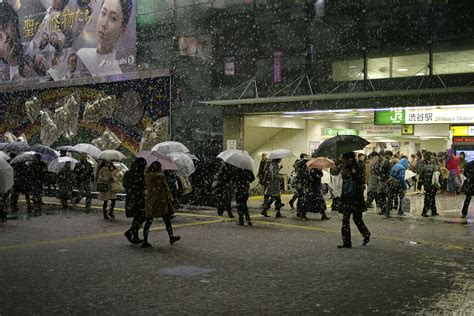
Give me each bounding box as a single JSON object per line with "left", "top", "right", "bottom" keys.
{"left": 313, "top": 135, "right": 370, "bottom": 158}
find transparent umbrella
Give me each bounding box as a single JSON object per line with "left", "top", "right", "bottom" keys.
{"left": 98, "top": 150, "right": 126, "bottom": 161}
{"left": 0, "top": 151, "right": 9, "bottom": 161}
{"left": 48, "top": 157, "right": 79, "bottom": 173}
{"left": 267, "top": 149, "right": 295, "bottom": 160}
{"left": 30, "top": 144, "right": 59, "bottom": 159}
{"left": 168, "top": 152, "right": 196, "bottom": 176}
{"left": 73, "top": 143, "right": 102, "bottom": 159}
{"left": 136, "top": 151, "right": 178, "bottom": 170}
{"left": 152, "top": 141, "right": 190, "bottom": 155}
{"left": 0, "top": 156, "right": 13, "bottom": 194}
{"left": 0, "top": 142, "right": 30, "bottom": 153}
{"left": 217, "top": 149, "right": 254, "bottom": 171}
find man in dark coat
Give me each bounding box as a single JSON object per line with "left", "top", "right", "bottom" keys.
{"left": 232, "top": 166, "right": 255, "bottom": 226}
{"left": 74, "top": 153, "right": 94, "bottom": 211}
{"left": 289, "top": 153, "right": 309, "bottom": 210}
{"left": 10, "top": 161, "right": 32, "bottom": 213}
{"left": 123, "top": 157, "right": 147, "bottom": 244}
{"left": 338, "top": 152, "right": 370, "bottom": 249}
{"left": 419, "top": 152, "right": 440, "bottom": 217}
{"left": 212, "top": 161, "right": 234, "bottom": 218}
{"left": 461, "top": 160, "right": 474, "bottom": 218}
{"left": 374, "top": 151, "right": 391, "bottom": 216}
{"left": 30, "top": 153, "right": 47, "bottom": 215}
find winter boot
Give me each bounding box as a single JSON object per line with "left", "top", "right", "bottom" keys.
{"left": 170, "top": 236, "right": 181, "bottom": 245}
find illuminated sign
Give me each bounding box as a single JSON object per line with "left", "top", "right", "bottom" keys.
{"left": 324, "top": 128, "right": 359, "bottom": 136}
{"left": 450, "top": 126, "right": 474, "bottom": 136}
{"left": 0, "top": 0, "right": 136, "bottom": 85}
{"left": 453, "top": 136, "right": 474, "bottom": 143}
{"left": 375, "top": 107, "right": 474, "bottom": 125}
{"left": 402, "top": 125, "right": 414, "bottom": 135}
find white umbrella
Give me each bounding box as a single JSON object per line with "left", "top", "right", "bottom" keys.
{"left": 0, "top": 151, "right": 9, "bottom": 161}
{"left": 48, "top": 157, "right": 78, "bottom": 173}
{"left": 152, "top": 141, "right": 190, "bottom": 155}
{"left": 217, "top": 149, "right": 254, "bottom": 171}
{"left": 267, "top": 149, "right": 295, "bottom": 160}
{"left": 98, "top": 150, "right": 126, "bottom": 161}
{"left": 168, "top": 152, "right": 196, "bottom": 176}
{"left": 0, "top": 156, "right": 14, "bottom": 194}
{"left": 405, "top": 169, "right": 416, "bottom": 180}
{"left": 73, "top": 143, "right": 102, "bottom": 159}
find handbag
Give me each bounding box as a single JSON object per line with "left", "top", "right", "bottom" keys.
{"left": 431, "top": 171, "right": 441, "bottom": 189}
{"left": 97, "top": 182, "right": 111, "bottom": 192}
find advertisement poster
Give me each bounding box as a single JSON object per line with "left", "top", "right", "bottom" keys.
{"left": 0, "top": 77, "right": 169, "bottom": 154}
{"left": 0, "top": 0, "right": 136, "bottom": 84}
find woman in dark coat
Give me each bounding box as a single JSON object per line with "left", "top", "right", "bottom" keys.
{"left": 142, "top": 161, "right": 181, "bottom": 248}
{"left": 338, "top": 152, "right": 370, "bottom": 249}
{"left": 300, "top": 168, "right": 330, "bottom": 221}
{"left": 123, "top": 158, "right": 147, "bottom": 244}
{"left": 232, "top": 166, "right": 255, "bottom": 226}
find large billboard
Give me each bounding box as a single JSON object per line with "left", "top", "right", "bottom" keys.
{"left": 0, "top": 0, "right": 136, "bottom": 84}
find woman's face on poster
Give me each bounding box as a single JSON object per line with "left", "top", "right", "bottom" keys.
{"left": 67, "top": 54, "right": 77, "bottom": 72}
{"left": 96, "top": 0, "right": 126, "bottom": 50}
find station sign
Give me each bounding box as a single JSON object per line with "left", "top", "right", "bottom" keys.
{"left": 453, "top": 136, "right": 474, "bottom": 143}
{"left": 450, "top": 126, "right": 474, "bottom": 136}
{"left": 375, "top": 107, "right": 474, "bottom": 125}
{"left": 324, "top": 128, "right": 359, "bottom": 136}
{"left": 359, "top": 124, "right": 401, "bottom": 137}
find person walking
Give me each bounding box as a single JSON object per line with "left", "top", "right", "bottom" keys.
{"left": 73, "top": 153, "right": 94, "bottom": 211}
{"left": 261, "top": 159, "right": 285, "bottom": 218}
{"left": 446, "top": 149, "right": 461, "bottom": 195}
{"left": 97, "top": 161, "right": 118, "bottom": 219}
{"left": 374, "top": 151, "right": 391, "bottom": 216}
{"left": 365, "top": 152, "right": 380, "bottom": 209}
{"left": 300, "top": 167, "right": 330, "bottom": 220}
{"left": 10, "top": 160, "right": 32, "bottom": 213}
{"left": 123, "top": 157, "right": 147, "bottom": 244}
{"left": 338, "top": 152, "right": 370, "bottom": 249}
{"left": 419, "top": 152, "right": 440, "bottom": 217}
{"left": 233, "top": 166, "right": 255, "bottom": 226}
{"left": 212, "top": 161, "right": 234, "bottom": 218}
{"left": 29, "top": 153, "right": 47, "bottom": 215}
{"left": 288, "top": 153, "right": 309, "bottom": 209}
{"left": 461, "top": 159, "right": 474, "bottom": 219}
{"left": 389, "top": 157, "right": 410, "bottom": 216}
{"left": 142, "top": 161, "right": 181, "bottom": 248}
{"left": 57, "top": 161, "right": 75, "bottom": 209}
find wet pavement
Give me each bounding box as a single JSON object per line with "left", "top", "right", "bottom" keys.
{"left": 0, "top": 194, "right": 473, "bottom": 315}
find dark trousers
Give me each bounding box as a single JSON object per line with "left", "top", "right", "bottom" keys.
{"left": 422, "top": 188, "right": 438, "bottom": 215}
{"left": 462, "top": 195, "right": 471, "bottom": 216}
{"left": 378, "top": 192, "right": 388, "bottom": 214}
{"left": 366, "top": 191, "right": 377, "bottom": 206}
{"left": 143, "top": 215, "right": 174, "bottom": 242}
{"left": 263, "top": 195, "right": 283, "bottom": 212}
{"left": 10, "top": 188, "right": 31, "bottom": 212}
{"left": 75, "top": 181, "right": 92, "bottom": 209}
{"left": 386, "top": 191, "right": 404, "bottom": 216}
{"left": 236, "top": 192, "right": 251, "bottom": 223}
{"left": 216, "top": 189, "right": 232, "bottom": 216}
{"left": 0, "top": 195, "right": 5, "bottom": 221}
{"left": 341, "top": 211, "right": 370, "bottom": 247}
{"left": 102, "top": 199, "right": 116, "bottom": 213}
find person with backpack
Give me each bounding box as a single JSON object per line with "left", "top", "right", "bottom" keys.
{"left": 288, "top": 153, "right": 309, "bottom": 211}
{"left": 461, "top": 160, "right": 474, "bottom": 219}
{"left": 419, "top": 152, "right": 440, "bottom": 217}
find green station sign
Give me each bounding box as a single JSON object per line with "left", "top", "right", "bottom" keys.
{"left": 324, "top": 128, "right": 359, "bottom": 136}
{"left": 374, "top": 110, "right": 405, "bottom": 125}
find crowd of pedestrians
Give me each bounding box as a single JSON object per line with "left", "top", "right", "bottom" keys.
{"left": 1, "top": 146, "right": 473, "bottom": 249}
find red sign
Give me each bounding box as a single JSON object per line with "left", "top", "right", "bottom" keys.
{"left": 453, "top": 136, "right": 474, "bottom": 143}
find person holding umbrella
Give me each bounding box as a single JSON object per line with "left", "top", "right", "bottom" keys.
{"left": 10, "top": 159, "right": 32, "bottom": 214}
{"left": 97, "top": 160, "right": 119, "bottom": 219}
{"left": 339, "top": 152, "right": 371, "bottom": 248}
{"left": 300, "top": 157, "right": 332, "bottom": 221}
{"left": 73, "top": 153, "right": 95, "bottom": 211}
{"left": 57, "top": 161, "right": 75, "bottom": 209}
{"left": 212, "top": 161, "right": 235, "bottom": 218}
{"left": 142, "top": 161, "right": 181, "bottom": 248}
{"left": 261, "top": 158, "right": 285, "bottom": 218}
{"left": 29, "top": 153, "right": 47, "bottom": 215}
{"left": 123, "top": 157, "right": 147, "bottom": 244}
{"left": 232, "top": 165, "right": 255, "bottom": 226}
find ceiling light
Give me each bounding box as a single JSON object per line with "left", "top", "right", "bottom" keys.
{"left": 301, "top": 117, "right": 316, "bottom": 120}
{"left": 280, "top": 115, "right": 295, "bottom": 118}
{"left": 330, "top": 119, "right": 345, "bottom": 122}
{"left": 350, "top": 121, "right": 365, "bottom": 124}
{"left": 397, "top": 68, "right": 409, "bottom": 72}
{"left": 467, "top": 63, "right": 474, "bottom": 67}
{"left": 353, "top": 115, "right": 369, "bottom": 118}
{"left": 348, "top": 65, "right": 358, "bottom": 69}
